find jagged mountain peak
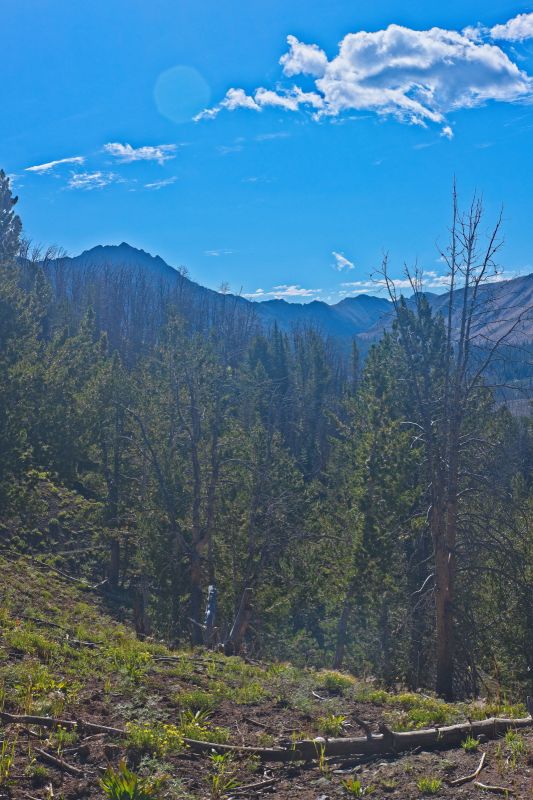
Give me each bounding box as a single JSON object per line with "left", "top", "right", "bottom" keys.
{"left": 48, "top": 243, "right": 533, "bottom": 345}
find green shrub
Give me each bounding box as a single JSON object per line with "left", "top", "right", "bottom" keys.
{"left": 354, "top": 687, "right": 390, "bottom": 704}
{"left": 24, "top": 763, "right": 49, "bottom": 787}
{"left": 469, "top": 702, "right": 526, "bottom": 721}
{"left": 504, "top": 729, "right": 526, "bottom": 767}
{"left": 178, "top": 710, "right": 229, "bottom": 744}
{"left": 177, "top": 689, "right": 218, "bottom": 712}
{"left": 407, "top": 706, "right": 450, "bottom": 728}
{"left": 317, "top": 671, "right": 354, "bottom": 694}
{"left": 0, "top": 738, "right": 16, "bottom": 786}
{"left": 417, "top": 777, "right": 442, "bottom": 795}
{"left": 461, "top": 735, "right": 479, "bottom": 752}
{"left": 125, "top": 722, "right": 184, "bottom": 757}
{"left": 316, "top": 713, "right": 346, "bottom": 736}
{"left": 232, "top": 682, "right": 268, "bottom": 705}
{"left": 101, "top": 760, "right": 156, "bottom": 800}
{"left": 342, "top": 777, "right": 374, "bottom": 795}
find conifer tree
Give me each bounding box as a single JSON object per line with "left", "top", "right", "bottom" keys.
{"left": 0, "top": 170, "right": 21, "bottom": 262}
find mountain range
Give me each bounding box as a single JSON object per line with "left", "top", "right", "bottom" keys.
{"left": 50, "top": 242, "right": 533, "bottom": 348}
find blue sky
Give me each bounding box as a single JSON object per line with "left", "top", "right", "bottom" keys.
{"left": 3, "top": 0, "right": 533, "bottom": 302}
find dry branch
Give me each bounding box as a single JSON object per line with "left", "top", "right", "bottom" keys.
{"left": 311, "top": 691, "right": 330, "bottom": 702}
{"left": 181, "top": 738, "right": 289, "bottom": 760}
{"left": 351, "top": 715, "right": 373, "bottom": 740}
{"left": 243, "top": 717, "right": 270, "bottom": 730}
{"left": 34, "top": 748, "right": 84, "bottom": 776}
{"left": 449, "top": 751, "right": 486, "bottom": 786}
{"left": 226, "top": 777, "right": 279, "bottom": 794}
{"left": 473, "top": 782, "right": 514, "bottom": 795}
{"left": 0, "top": 712, "right": 124, "bottom": 737}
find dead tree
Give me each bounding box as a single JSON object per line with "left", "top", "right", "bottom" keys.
{"left": 381, "top": 187, "right": 529, "bottom": 699}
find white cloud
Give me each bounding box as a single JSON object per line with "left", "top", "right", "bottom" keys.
{"left": 332, "top": 251, "right": 354, "bottom": 270}
{"left": 462, "top": 24, "right": 487, "bottom": 43}
{"left": 144, "top": 177, "right": 177, "bottom": 190}
{"left": 26, "top": 156, "right": 85, "bottom": 173}
{"left": 195, "top": 88, "right": 260, "bottom": 120}
{"left": 195, "top": 85, "right": 322, "bottom": 120}
{"left": 341, "top": 272, "right": 450, "bottom": 293}
{"left": 205, "top": 249, "right": 234, "bottom": 256}
{"left": 341, "top": 278, "right": 411, "bottom": 294}
{"left": 67, "top": 172, "right": 118, "bottom": 190}
{"left": 440, "top": 125, "right": 454, "bottom": 139}
{"left": 491, "top": 13, "right": 533, "bottom": 42}
{"left": 103, "top": 143, "right": 177, "bottom": 164}
{"left": 340, "top": 269, "right": 513, "bottom": 296}
{"left": 280, "top": 34, "right": 328, "bottom": 77}
{"left": 423, "top": 271, "right": 452, "bottom": 288}
{"left": 197, "top": 23, "right": 532, "bottom": 130}
{"left": 245, "top": 284, "right": 322, "bottom": 299}
{"left": 339, "top": 281, "right": 379, "bottom": 294}
{"left": 421, "top": 269, "right": 512, "bottom": 288}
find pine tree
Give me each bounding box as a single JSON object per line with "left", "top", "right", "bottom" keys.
{"left": 0, "top": 170, "right": 22, "bottom": 262}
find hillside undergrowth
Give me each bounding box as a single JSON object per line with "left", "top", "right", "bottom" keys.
{"left": 1, "top": 555, "right": 531, "bottom": 799}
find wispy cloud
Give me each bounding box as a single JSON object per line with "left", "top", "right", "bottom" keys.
{"left": 196, "top": 19, "right": 532, "bottom": 134}
{"left": 340, "top": 269, "right": 515, "bottom": 296}
{"left": 491, "top": 12, "right": 533, "bottom": 42}
{"left": 67, "top": 171, "right": 119, "bottom": 191}
{"left": 340, "top": 279, "right": 405, "bottom": 293}
{"left": 103, "top": 142, "right": 177, "bottom": 164}
{"left": 341, "top": 276, "right": 433, "bottom": 293}
{"left": 332, "top": 251, "right": 354, "bottom": 271}
{"left": 26, "top": 156, "right": 85, "bottom": 173}
{"left": 195, "top": 87, "right": 322, "bottom": 121}
{"left": 413, "top": 140, "right": 439, "bottom": 150}
{"left": 144, "top": 177, "right": 177, "bottom": 190}
{"left": 241, "top": 175, "right": 272, "bottom": 184}
{"left": 245, "top": 284, "right": 322, "bottom": 300}
{"left": 217, "top": 137, "right": 246, "bottom": 155}
{"left": 217, "top": 144, "right": 243, "bottom": 155}
{"left": 255, "top": 132, "right": 290, "bottom": 141}
{"left": 205, "top": 249, "right": 234, "bottom": 257}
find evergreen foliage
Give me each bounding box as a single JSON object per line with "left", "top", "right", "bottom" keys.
{"left": 0, "top": 174, "right": 531, "bottom": 700}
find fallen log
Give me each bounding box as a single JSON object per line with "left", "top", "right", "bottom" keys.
{"left": 283, "top": 715, "right": 533, "bottom": 761}
{"left": 2, "top": 711, "right": 532, "bottom": 763}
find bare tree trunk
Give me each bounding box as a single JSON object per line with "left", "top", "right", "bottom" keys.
{"left": 434, "top": 533, "right": 455, "bottom": 699}
{"left": 133, "top": 576, "right": 151, "bottom": 638}
{"left": 109, "top": 538, "right": 120, "bottom": 589}
{"left": 334, "top": 574, "right": 360, "bottom": 670}
{"left": 189, "top": 552, "right": 204, "bottom": 645}
{"left": 333, "top": 597, "right": 351, "bottom": 670}
{"left": 225, "top": 588, "right": 253, "bottom": 656}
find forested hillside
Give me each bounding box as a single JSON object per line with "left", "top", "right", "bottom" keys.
{"left": 2, "top": 169, "right": 533, "bottom": 797}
